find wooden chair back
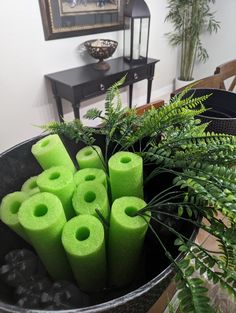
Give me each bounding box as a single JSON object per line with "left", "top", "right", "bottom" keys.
{"left": 170, "top": 74, "right": 222, "bottom": 98}
{"left": 97, "top": 99, "right": 165, "bottom": 127}
{"left": 214, "top": 59, "right": 236, "bottom": 92}
{"left": 135, "top": 99, "right": 165, "bottom": 115}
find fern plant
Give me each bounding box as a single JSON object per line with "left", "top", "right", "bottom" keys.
{"left": 42, "top": 78, "right": 236, "bottom": 313}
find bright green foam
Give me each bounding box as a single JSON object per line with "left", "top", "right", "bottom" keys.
{"left": 18, "top": 192, "right": 72, "bottom": 281}
{"left": 37, "top": 166, "right": 75, "bottom": 220}
{"left": 76, "top": 145, "right": 105, "bottom": 170}
{"left": 62, "top": 214, "right": 106, "bottom": 292}
{"left": 0, "top": 191, "right": 29, "bottom": 243}
{"left": 74, "top": 168, "right": 107, "bottom": 190}
{"left": 21, "top": 176, "right": 40, "bottom": 196}
{"left": 108, "top": 196, "right": 150, "bottom": 288}
{"left": 108, "top": 151, "right": 143, "bottom": 201}
{"left": 31, "top": 134, "right": 76, "bottom": 173}
{"left": 72, "top": 181, "right": 109, "bottom": 222}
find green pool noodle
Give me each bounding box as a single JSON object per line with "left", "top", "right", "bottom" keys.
{"left": 37, "top": 166, "right": 75, "bottom": 220}
{"left": 62, "top": 214, "right": 106, "bottom": 292}
{"left": 21, "top": 176, "right": 40, "bottom": 196}
{"left": 72, "top": 181, "right": 109, "bottom": 222}
{"left": 108, "top": 151, "right": 144, "bottom": 201}
{"left": 18, "top": 192, "right": 73, "bottom": 281}
{"left": 0, "top": 191, "right": 29, "bottom": 243}
{"left": 74, "top": 168, "right": 107, "bottom": 190}
{"left": 76, "top": 145, "right": 105, "bottom": 170}
{"left": 31, "top": 134, "right": 76, "bottom": 173}
{"left": 108, "top": 196, "right": 150, "bottom": 288}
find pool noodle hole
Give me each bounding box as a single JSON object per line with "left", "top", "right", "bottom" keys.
{"left": 125, "top": 206, "right": 138, "bottom": 217}
{"left": 10, "top": 201, "right": 21, "bottom": 214}
{"left": 85, "top": 175, "right": 96, "bottom": 181}
{"left": 120, "top": 156, "right": 131, "bottom": 164}
{"left": 76, "top": 227, "right": 90, "bottom": 241}
{"left": 34, "top": 204, "right": 48, "bottom": 217}
{"left": 84, "top": 191, "right": 96, "bottom": 203}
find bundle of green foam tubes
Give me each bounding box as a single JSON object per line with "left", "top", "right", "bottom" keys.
{"left": 0, "top": 134, "right": 150, "bottom": 293}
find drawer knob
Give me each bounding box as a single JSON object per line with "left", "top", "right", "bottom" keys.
{"left": 134, "top": 73, "right": 139, "bottom": 80}
{"left": 100, "top": 84, "right": 105, "bottom": 91}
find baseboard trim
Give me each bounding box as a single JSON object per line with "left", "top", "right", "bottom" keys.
{"left": 151, "top": 83, "right": 173, "bottom": 100}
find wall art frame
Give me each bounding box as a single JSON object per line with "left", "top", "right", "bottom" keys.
{"left": 39, "top": 0, "right": 125, "bottom": 40}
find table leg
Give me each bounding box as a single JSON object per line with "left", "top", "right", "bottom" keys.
{"left": 54, "top": 96, "right": 64, "bottom": 122}
{"left": 129, "top": 84, "right": 133, "bottom": 108}
{"left": 147, "top": 78, "right": 153, "bottom": 103}
{"left": 72, "top": 102, "right": 80, "bottom": 119}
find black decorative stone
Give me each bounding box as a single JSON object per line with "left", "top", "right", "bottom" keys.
{"left": 42, "top": 281, "right": 89, "bottom": 309}
{"left": 0, "top": 249, "right": 46, "bottom": 288}
{"left": 0, "top": 248, "right": 89, "bottom": 310}
{"left": 16, "top": 277, "right": 52, "bottom": 309}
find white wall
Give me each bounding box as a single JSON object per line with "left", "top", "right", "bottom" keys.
{"left": 0, "top": 0, "right": 235, "bottom": 152}
{"left": 194, "top": 0, "right": 236, "bottom": 78}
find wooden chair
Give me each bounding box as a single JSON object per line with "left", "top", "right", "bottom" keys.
{"left": 170, "top": 74, "right": 222, "bottom": 98}
{"left": 135, "top": 99, "right": 165, "bottom": 115}
{"left": 214, "top": 59, "right": 236, "bottom": 92}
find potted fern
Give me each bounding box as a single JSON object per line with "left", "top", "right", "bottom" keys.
{"left": 165, "top": 0, "right": 220, "bottom": 88}
{"left": 0, "top": 78, "right": 236, "bottom": 312}
{"left": 43, "top": 80, "right": 236, "bottom": 312}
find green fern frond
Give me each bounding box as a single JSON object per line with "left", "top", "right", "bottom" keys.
{"left": 141, "top": 211, "right": 216, "bottom": 313}
{"left": 143, "top": 211, "right": 216, "bottom": 313}
{"left": 174, "top": 170, "right": 236, "bottom": 222}
{"left": 172, "top": 141, "right": 236, "bottom": 167}
{"left": 157, "top": 93, "right": 210, "bottom": 118}
{"left": 169, "top": 82, "right": 196, "bottom": 103}
{"left": 83, "top": 108, "right": 103, "bottom": 120}
{"left": 104, "top": 75, "right": 126, "bottom": 115}
{"left": 176, "top": 276, "right": 214, "bottom": 313}
{"left": 173, "top": 235, "right": 236, "bottom": 308}
{"left": 187, "top": 246, "right": 236, "bottom": 299}
{"left": 217, "top": 238, "right": 236, "bottom": 271}
{"left": 41, "top": 119, "right": 95, "bottom": 145}
{"left": 143, "top": 132, "right": 236, "bottom": 168}
{"left": 137, "top": 95, "right": 209, "bottom": 138}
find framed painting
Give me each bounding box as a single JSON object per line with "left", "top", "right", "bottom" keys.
{"left": 38, "top": 0, "right": 125, "bottom": 40}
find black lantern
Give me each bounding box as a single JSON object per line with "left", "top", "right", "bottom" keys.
{"left": 124, "top": 0, "right": 150, "bottom": 64}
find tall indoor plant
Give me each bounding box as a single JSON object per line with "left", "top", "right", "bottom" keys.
{"left": 165, "top": 0, "right": 220, "bottom": 83}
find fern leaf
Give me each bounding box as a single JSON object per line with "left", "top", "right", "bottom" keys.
{"left": 41, "top": 120, "right": 95, "bottom": 145}
{"left": 83, "top": 108, "right": 103, "bottom": 120}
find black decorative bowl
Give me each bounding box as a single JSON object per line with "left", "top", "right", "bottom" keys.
{"left": 84, "top": 39, "right": 118, "bottom": 71}
{"left": 0, "top": 135, "right": 198, "bottom": 312}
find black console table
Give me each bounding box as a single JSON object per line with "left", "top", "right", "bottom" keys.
{"left": 45, "top": 57, "right": 159, "bottom": 122}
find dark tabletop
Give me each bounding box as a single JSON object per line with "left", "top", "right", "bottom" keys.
{"left": 45, "top": 57, "right": 158, "bottom": 87}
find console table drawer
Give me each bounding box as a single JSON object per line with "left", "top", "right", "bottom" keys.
{"left": 81, "top": 67, "right": 148, "bottom": 99}
{"left": 82, "top": 75, "right": 126, "bottom": 99}
{"left": 126, "top": 67, "right": 148, "bottom": 83}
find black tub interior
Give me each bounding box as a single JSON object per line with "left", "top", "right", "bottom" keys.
{"left": 0, "top": 135, "right": 196, "bottom": 311}
{"left": 182, "top": 88, "right": 236, "bottom": 135}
